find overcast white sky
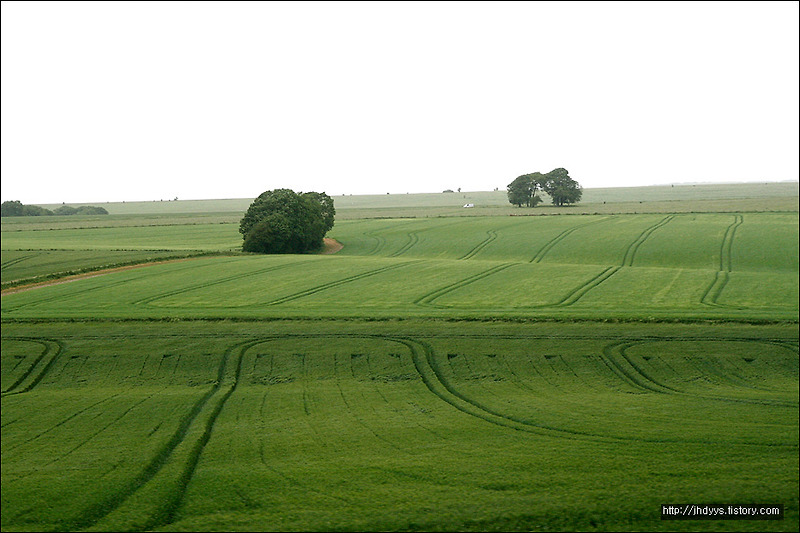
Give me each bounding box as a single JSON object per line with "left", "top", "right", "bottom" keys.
{"left": 1, "top": 1, "right": 798, "bottom": 204}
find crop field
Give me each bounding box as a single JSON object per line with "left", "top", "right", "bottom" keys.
{"left": 2, "top": 184, "right": 798, "bottom": 532}
{"left": 1, "top": 321, "right": 797, "bottom": 532}
{"left": 1, "top": 213, "right": 797, "bottom": 321}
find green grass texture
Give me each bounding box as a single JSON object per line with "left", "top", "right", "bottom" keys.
{"left": 1, "top": 320, "right": 797, "bottom": 532}
{"left": 2, "top": 213, "right": 796, "bottom": 321}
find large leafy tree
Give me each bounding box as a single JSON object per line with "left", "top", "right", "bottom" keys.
{"left": 506, "top": 173, "right": 543, "bottom": 207}
{"left": 541, "top": 168, "right": 582, "bottom": 206}
{"left": 239, "top": 189, "right": 335, "bottom": 254}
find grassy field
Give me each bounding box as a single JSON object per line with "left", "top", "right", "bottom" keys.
{"left": 2, "top": 213, "right": 796, "bottom": 321}
{"left": 29, "top": 181, "right": 799, "bottom": 217}
{"left": 2, "top": 183, "right": 798, "bottom": 532}
{"left": 2, "top": 320, "right": 797, "bottom": 532}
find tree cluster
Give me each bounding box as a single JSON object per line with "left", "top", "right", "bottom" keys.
{"left": 1, "top": 201, "right": 109, "bottom": 217}
{"left": 239, "top": 189, "right": 335, "bottom": 254}
{"left": 507, "top": 168, "right": 582, "bottom": 207}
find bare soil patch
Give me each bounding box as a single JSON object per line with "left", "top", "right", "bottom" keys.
{"left": 319, "top": 238, "right": 344, "bottom": 255}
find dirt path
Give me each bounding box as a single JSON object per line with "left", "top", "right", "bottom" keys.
{"left": 320, "top": 238, "right": 344, "bottom": 255}
{"left": 2, "top": 240, "right": 343, "bottom": 296}
{"left": 1, "top": 258, "right": 200, "bottom": 296}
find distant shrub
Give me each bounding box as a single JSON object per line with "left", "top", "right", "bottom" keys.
{"left": 53, "top": 205, "right": 109, "bottom": 216}
{"left": 1, "top": 200, "right": 53, "bottom": 217}
{"left": 75, "top": 206, "right": 109, "bottom": 215}
{"left": 53, "top": 205, "right": 79, "bottom": 215}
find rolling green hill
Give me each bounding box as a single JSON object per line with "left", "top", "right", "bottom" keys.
{"left": 2, "top": 183, "right": 798, "bottom": 532}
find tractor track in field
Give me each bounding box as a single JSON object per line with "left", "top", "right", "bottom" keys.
{"left": 457, "top": 218, "right": 535, "bottom": 261}
{"left": 406, "top": 335, "right": 798, "bottom": 445}
{"left": 1, "top": 338, "right": 63, "bottom": 395}
{"left": 3, "top": 329, "right": 795, "bottom": 526}
{"left": 701, "top": 214, "right": 744, "bottom": 308}
{"left": 530, "top": 216, "right": 613, "bottom": 263}
{"left": 459, "top": 230, "right": 498, "bottom": 260}
{"left": 334, "top": 352, "right": 410, "bottom": 454}
{"left": 1, "top": 253, "right": 38, "bottom": 269}
{"left": 621, "top": 215, "right": 674, "bottom": 266}
{"left": 57, "top": 339, "right": 253, "bottom": 532}
{"left": 603, "top": 340, "right": 798, "bottom": 407}
{"left": 132, "top": 259, "right": 314, "bottom": 306}
{"left": 414, "top": 263, "right": 515, "bottom": 307}
{"left": 416, "top": 216, "right": 678, "bottom": 311}
{"left": 264, "top": 261, "right": 416, "bottom": 306}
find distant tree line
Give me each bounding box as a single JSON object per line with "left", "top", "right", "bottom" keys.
{"left": 1, "top": 201, "right": 109, "bottom": 217}
{"left": 507, "top": 168, "right": 582, "bottom": 207}
{"left": 239, "top": 189, "right": 335, "bottom": 254}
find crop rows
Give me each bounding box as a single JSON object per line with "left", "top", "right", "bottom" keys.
{"left": 2, "top": 324, "right": 797, "bottom": 531}
{"left": 2, "top": 204, "right": 798, "bottom": 531}
{"left": 1, "top": 213, "right": 796, "bottom": 320}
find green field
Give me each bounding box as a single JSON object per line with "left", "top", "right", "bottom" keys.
{"left": 2, "top": 183, "right": 798, "bottom": 532}
{"left": 2, "top": 212, "right": 797, "bottom": 321}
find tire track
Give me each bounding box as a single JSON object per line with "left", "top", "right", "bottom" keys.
{"left": 458, "top": 230, "right": 497, "bottom": 260}
{"left": 364, "top": 230, "right": 387, "bottom": 256}
{"left": 414, "top": 263, "right": 514, "bottom": 307}
{"left": 621, "top": 215, "right": 674, "bottom": 267}
{"left": 361, "top": 220, "right": 420, "bottom": 256}
{"left": 524, "top": 215, "right": 673, "bottom": 309}
{"left": 265, "top": 261, "right": 415, "bottom": 306}
{"left": 388, "top": 231, "right": 419, "bottom": 257}
{"left": 604, "top": 340, "right": 798, "bottom": 407}
{"left": 364, "top": 351, "right": 452, "bottom": 444}
{"left": 402, "top": 336, "right": 615, "bottom": 440}
{"left": 334, "top": 351, "right": 409, "bottom": 453}
{"left": 530, "top": 216, "right": 613, "bottom": 263}
{"left": 554, "top": 266, "right": 621, "bottom": 307}
{"left": 1, "top": 252, "right": 38, "bottom": 269}
{"left": 132, "top": 259, "right": 313, "bottom": 306}
{"left": 1, "top": 338, "right": 63, "bottom": 395}
{"left": 58, "top": 340, "right": 249, "bottom": 532}
{"left": 407, "top": 336, "right": 797, "bottom": 445}
{"left": 701, "top": 214, "right": 744, "bottom": 307}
